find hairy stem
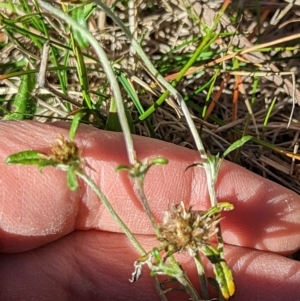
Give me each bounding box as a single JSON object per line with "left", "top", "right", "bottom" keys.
{"left": 38, "top": 0, "right": 136, "bottom": 165}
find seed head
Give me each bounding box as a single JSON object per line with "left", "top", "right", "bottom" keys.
{"left": 49, "top": 135, "right": 80, "bottom": 165}
{"left": 159, "top": 201, "right": 221, "bottom": 256}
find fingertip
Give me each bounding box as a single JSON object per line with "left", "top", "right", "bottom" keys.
{"left": 225, "top": 245, "right": 300, "bottom": 301}
{"left": 215, "top": 161, "right": 300, "bottom": 254}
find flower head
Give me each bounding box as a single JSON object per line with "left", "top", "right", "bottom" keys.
{"left": 159, "top": 201, "right": 222, "bottom": 257}
{"left": 49, "top": 134, "right": 80, "bottom": 165}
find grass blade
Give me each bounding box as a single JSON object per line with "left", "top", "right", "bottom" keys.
{"left": 4, "top": 70, "right": 36, "bottom": 120}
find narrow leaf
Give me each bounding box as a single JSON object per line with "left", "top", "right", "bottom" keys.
{"left": 223, "top": 135, "right": 252, "bottom": 158}
{"left": 202, "top": 245, "right": 235, "bottom": 300}
{"left": 4, "top": 71, "right": 35, "bottom": 120}
{"left": 150, "top": 157, "right": 168, "bottom": 165}
{"left": 5, "top": 150, "right": 57, "bottom": 171}
{"left": 116, "top": 164, "right": 130, "bottom": 172}
{"left": 69, "top": 111, "right": 86, "bottom": 140}
{"left": 71, "top": 4, "right": 93, "bottom": 49}
{"left": 5, "top": 150, "right": 46, "bottom": 165}
{"left": 105, "top": 98, "right": 122, "bottom": 132}
{"left": 117, "top": 70, "right": 144, "bottom": 115}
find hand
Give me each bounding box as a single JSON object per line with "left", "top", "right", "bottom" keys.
{"left": 0, "top": 121, "right": 299, "bottom": 301}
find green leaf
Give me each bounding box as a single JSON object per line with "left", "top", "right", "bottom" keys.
{"left": 67, "top": 166, "right": 79, "bottom": 191}
{"left": 5, "top": 150, "right": 57, "bottom": 171}
{"left": 124, "top": 102, "right": 135, "bottom": 134}
{"left": 5, "top": 150, "right": 47, "bottom": 165}
{"left": 202, "top": 245, "right": 235, "bottom": 300}
{"left": 71, "top": 4, "right": 95, "bottom": 49}
{"left": 69, "top": 111, "right": 86, "bottom": 140}
{"left": 200, "top": 202, "right": 234, "bottom": 221}
{"left": 117, "top": 70, "right": 145, "bottom": 115}
{"left": 223, "top": 135, "right": 252, "bottom": 158}
{"left": 116, "top": 165, "right": 130, "bottom": 172}
{"left": 105, "top": 98, "right": 135, "bottom": 133}
{"left": 105, "top": 98, "right": 122, "bottom": 132}
{"left": 152, "top": 247, "right": 162, "bottom": 264}
{"left": 150, "top": 157, "right": 168, "bottom": 165}
{"left": 4, "top": 70, "right": 35, "bottom": 120}
{"left": 217, "top": 201, "right": 234, "bottom": 212}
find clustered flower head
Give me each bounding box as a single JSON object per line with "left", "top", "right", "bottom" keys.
{"left": 49, "top": 134, "right": 80, "bottom": 165}
{"left": 159, "top": 201, "right": 221, "bottom": 257}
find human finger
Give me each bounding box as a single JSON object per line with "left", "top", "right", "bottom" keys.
{"left": 0, "top": 230, "right": 299, "bottom": 301}
{"left": 1, "top": 121, "right": 300, "bottom": 254}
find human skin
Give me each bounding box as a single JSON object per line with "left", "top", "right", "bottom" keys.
{"left": 0, "top": 121, "right": 300, "bottom": 301}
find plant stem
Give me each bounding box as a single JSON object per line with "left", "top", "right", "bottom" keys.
{"left": 93, "top": 0, "right": 219, "bottom": 206}
{"left": 135, "top": 177, "right": 160, "bottom": 235}
{"left": 194, "top": 252, "right": 209, "bottom": 300}
{"left": 38, "top": 0, "right": 136, "bottom": 165}
{"left": 75, "top": 169, "right": 168, "bottom": 301}
{"left": 75, "top": 169, "right": 144, "bottom": 253}
{"left": 175, "top": 268, "right": 201, "bottom": 301}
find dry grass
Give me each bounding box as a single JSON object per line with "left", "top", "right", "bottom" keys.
{"left": 1, "top": 0, "right": 300, "bottom": 194}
